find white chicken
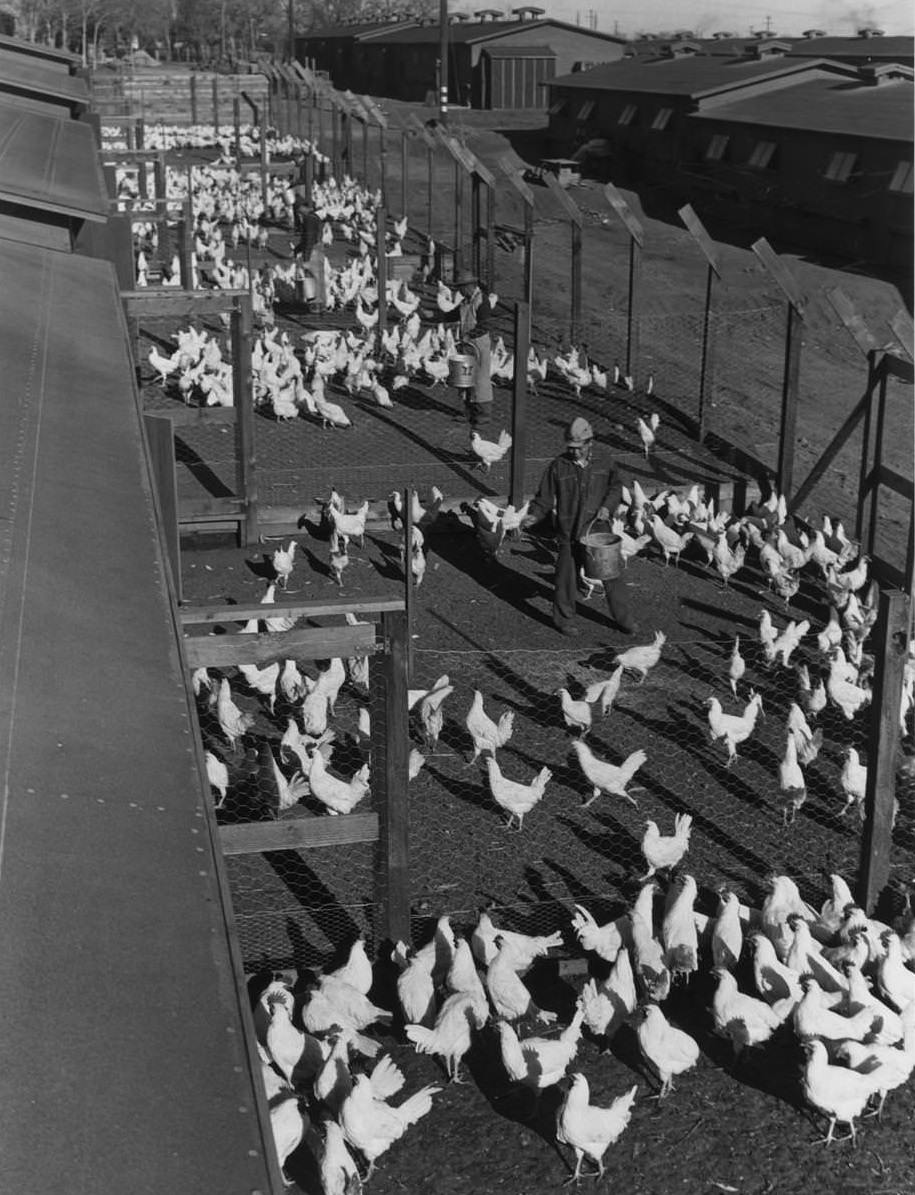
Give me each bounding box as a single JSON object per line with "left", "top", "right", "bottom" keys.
{"left": 557, "top": 687, "right": 594, "bottom": 735}
{"left": 556, "top": 1075, "right": 638, "bottom": 1182}
{"left": 339, "top": 1074, "right": 441, "bottom": 1183}
{"left": 465, "top": 690, "right": 514, "bottom": 762}
{"left": 470, "top": 429, "right": 512, "bottom": 472}
{"left": 571, "top": 740, "right": 646, "bottom": 807}
{"left": 497, "top": 1000, "right": 585, "bottom": 1089}
{"left": 405, "top": 990, "right": 487, "bottom": 1083}
{"left": 486, "top": 757, "right": 552, "bottom": 830}
{"left": 635, "top": 1004, "right": 699, "bottom": 1099}
{"left": 308, "top": 750, "right": 370, "bottom": 815}
{"left": 216, "top": 678, "right": 254, "bottom": 750}
{"left": 613, "top": 631, "right": 666, "bottom": 683}
{"left": 640, "top": 812, "right": 692, "bottom": 879}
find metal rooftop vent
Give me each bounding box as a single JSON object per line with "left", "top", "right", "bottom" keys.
{"left": 510, "top": 6, "right": 545, "bottom": 20}
{"left": 857, "top": 25, "right": 885, "bottom": 37}
{"left": 801, "top": 29, "right": 828, "bottom": 38}
{"left": 711, "top": 31, "right": 736, "bottom": 39}
{"left": 473, "top": 8, "right": 503, "bottom": 20}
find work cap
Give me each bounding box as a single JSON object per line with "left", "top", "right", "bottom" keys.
{"left": 565, "top": 417, "right": 594, "bottom": 446}
{"left": 453, "top": 268, "right": 477, "bottom": 287}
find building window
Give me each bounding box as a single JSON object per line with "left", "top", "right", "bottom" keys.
{"left": 576, "top": 99, "right": 596, "bottom": 121}
{"left": 705, "top": 133, "right": 729, "bottom": 161}
{"left": 618, "top": 103, "right": 637, "bottom": 126}
{"left": 824, "top": 151, "right": 857, "bottom": 183}
{"left": 748, "top": 140, "right": 778, "bottom": 169}
{"left": 889, "top": 160, "right": 913, "bottom": 193}
{"left": 548, "top": 97, "right": 568, "bottom": 116}
{"left": 651, "top": 107, "right": 673, "bottom": 130}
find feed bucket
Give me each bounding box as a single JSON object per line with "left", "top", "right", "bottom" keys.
{"left": 448, "top": 342, "right": 478, "bottom": 389}
{"left": 580, "top": 521, "right": 622, "bottom": 581}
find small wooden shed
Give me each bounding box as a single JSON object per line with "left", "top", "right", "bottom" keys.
{"left": 480, "top": 43, "right": 556, "bottom": 108}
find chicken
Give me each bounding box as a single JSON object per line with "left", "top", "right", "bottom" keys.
{"left": 205, "top": 750, "right": 229, "bottom": 807}
{"left": 777, "top": 733, "right": 806, "bottom": 827}
{"left": 785, "top": 915, "right": 848, "bottom": 994}
{"left": 238, "top": 660, "right": 281, "bottom": 713}
{"left": 486, "top": 757, "right": 552, "bottom": 830}
{"left": 216, "top": 678, "right": 254, "bottom": 750}
{"left": 470, "top": 428, "right": 512, "bottom": 472}
{"left": 308, "top": 749, "right": 370, "bottom": 815}
{"left": 661, "top": 873, "right": 700, "bottom": 981}
{"left": 793, "top": 977, "right": 876, "bottom": 1043}
{"left": 579, "top": 947, "right": 637, "bottom": 1042}
{"left": 330, "top": 543, "right": 349, "bottom": 587}
{"left": 711, "top": 968, "right": 783, "bottom": 1055}
{"left": 827, "top": 653, "right": 871, "bottom": 720}
{"left": 405, "top": 990, "right": 487, "bottom": 1082}
{"left": 630, "top": 893, "right": 671, "bottom": 1004}
{"left": 557, "top": 687, "right": 594, "bottom": 736}
{"left": 417, "top": 679, "right": 453, "bottom": 750}
{"left": 471, "top": 911, "right": 562, "bottom": 971}
{"left": 727, "top": 635, "right": 746, "bottom": 697}
{"left": 749, "top": 933, "right": 801, "bottom": 1005}
{"left": 836, "top": 1000, "right": 915, "bottom": 1117}
{"left": 272, "top": 539, "right": 297, "bottom": 589}
{"left": 705, "top": 690, "right": 764, "bottom": 765}
{"left": 465, "top": 690, "right": 514, "bottom": 762}
{"left": 839, "top": 747, "right": 867, "bottom": 817}
{"left": 266, "top": 994, "right": 314, "bottom": 1085}
{"left": 761, "top": 874, "right": 816, "bottom": 962}
{"left": 497, "top": 1000, "right": 585, "bottom": 1089}
{"left": 339, "top": 1073, "right": 440, "bottom": 1182}
{"left": 393, "top": 943, "right": 437, "bottom": 1028}
{"left": 613, "top": 630, "right": 666, "bottom": 683}
{"left": 815, "top": 872, "right": 856, "bottom": 941}
{"left": 485, "top": 938, "right": 557, "bottom": 1024}
{"left": 802, "top": 1039, "right": 876, "bottom": 1145}
{"left": 269, "top": 1095, "right": 307, "bottom": 1182}
{"left": 637, "top": 412, "right": 660, "bottom": 458}
{"left": 583, "top": 665, "right": 624, "bottom": 717}
{"left": 304, "top": 976, "right": 393, "bottom": 1037}
{"left": 640, "top": 813, "right": 692, "bottom": 879}
{"left": 708, "top": 889, "right": 743, "bottom": 972}
{"left": 327, "top": 937, "right": 373, "bottom": 997}
{"left": 771, "top": 618, "right": 809, "bottom": 668}
{"left": 635, "top": 1004, "right": 699, "bottom": 1098}
{"left": 445, "top": 938, "right": 490, "bottom": 1023}
{"left": 319, "top": 1120, "right": 363, "bottom": 1195}
{"left": 328, "top": 500, "right": 370, "bottom": 549}
{"left": 571, "top": 741, "right": 646, "bottom": 808}
{"left": 649, "top": 514, "right": 693, "bottom": 567}
{"left": 570, "top": 905, "right": 627, "bottom": 963}
{"left": 556, "top": 1075, "right": 638, "bottom": 1182}
{"left": 266, "top": 746, "right": 310, "bottom": 813}
{"left": 877, "top": 931, "right": 915, "bottom": 1011}
{"left": 787, "top": 701, "right": 823, "bottom": 766}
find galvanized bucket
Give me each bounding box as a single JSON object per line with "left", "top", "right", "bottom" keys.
{"left": 448, "top": 341, "right": 479, "bottom": 389}
{"left": 580, "top": 518, "right": 623, "bottom": 581}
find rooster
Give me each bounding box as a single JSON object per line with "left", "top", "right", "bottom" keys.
{"left": 486, "top": 757, "right": 552, "bottom": 830}
{"left": 309, "top": 750, "right": 370, "bottom": 815}
{"left": 465, "top": 690, "right": 514, "bottom": 762}
{"left": 339, "top": 1075, "right": 441, "bottom": 1183}
{"left": 497, "top": 999, "right": 585, "bottom": 1090}
{"left": 706, "top": 690, "right": 764, "bottom": 765}
{"left": 272, "top": 539, "right": 298, "bottom": 590}
{"left": 328, "top": 500, "right": 369, "bottom": 550}
{"left": 557, "top": 1075, "right": 637, "bottom": 1182}
{"left": 572, "top": 741, "right": 646, "bottom": 808}
{"left": 613, "top": 631, "right": 665, "bottom": 684}
{"left": 216, "top": 678, "right": 254, "bottom": 750}
{"left": 637, "top": 412, "right": 660, "bottom": 458}
{"left": 640, "top": 813, "right": 692, "bottom": 879}
{"left": 470, "top": 429, "right": 512, "bottom": 472}
{"left": 777, "top": 734, "right": 806, "bottom": 827}
{"left": 405, "top": 990, "right": 487, "bottom": 1083}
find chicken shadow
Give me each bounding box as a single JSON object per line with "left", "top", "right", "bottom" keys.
{"left": 245, "top": 553, "right": 281, "bottom": 583}
{"left": 426, "top": 554, "right": 557, "bottom": 633}
{"left": 249, "top": 859, "right": 364, "bottom": 970}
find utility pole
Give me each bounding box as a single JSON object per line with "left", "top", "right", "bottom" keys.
{"left": 287, "top": 0, "right": 295, "bottom": 63}
{"left": 439, "top": 0, "right": 448, "bottom": 125}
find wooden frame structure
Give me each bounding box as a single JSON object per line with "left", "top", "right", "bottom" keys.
{"left": 604, "top": 182, "right": 644, "bottom": 380}
{"left": 123, "top": 289, "right": 258, "bottom": 567}
{"left": 678, "top": 203, "right": 722, "bottom": 443}
{"left": 180, "top": 596, "right": 411, "bottom": 943}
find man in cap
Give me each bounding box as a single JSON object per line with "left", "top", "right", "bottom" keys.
{"left": 520, "top": 417, "right": 635, "bottom": 637}
{"left": 449, "top": 267, "right": 495, "bottom": 428}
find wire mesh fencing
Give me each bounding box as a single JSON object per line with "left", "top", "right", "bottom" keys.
{"left": 404, "top": 631, "right": 883, "bottom": 949}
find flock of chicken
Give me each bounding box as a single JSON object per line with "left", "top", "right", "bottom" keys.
{"left": 256, "top": 864, "right": 915, "bottom": 1190}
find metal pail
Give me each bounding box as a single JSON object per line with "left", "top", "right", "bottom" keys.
{"left": 448, "top": 341, "right": 479, "bottom": 388}
{"left": 580, "top": 520, "right": 623, "bottom": 581}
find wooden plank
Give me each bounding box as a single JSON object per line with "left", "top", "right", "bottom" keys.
{"left": 232, "top": 298, "right": 258, "bottom": 546}
{"left": 180, "top": 597, "right": 404, "bottom": 624}
{"left": 543, "top": 171, "right": 583, "bottom": 228}
{"left": 871, "top": 463, "right": 915, "bottom": 501}
{"left": 374, "top": 610, "right": 411, "bottom": 943}
{"left": 826, "top": 287, "right": 880, "bottom": 357}
{"left": 751, "top": 237, "right": 806, "bottom": 313}
{"left": 156, "top": 404, "right": 237, "bottom": 426}
{"left": 179, "top": 497, "right": 244, "bottom": 520}
{"left": 509, "top": 300, "right": 530, "bottom": 508}
{"left": 677, "top": 203, "right": 721, "bottom": 278}
{"left": 857, "top": 590, "right": 911, "bottom": 911}
{"left": 884, "top": 349, "right": 914, "bottom": 380}
{"left": 219, "top": 813, "right": 379, "bottom": 855}
{"left": 144, "top": 414, "right": 181, "bottom": 602}
{"left": 497, "top": 154, "right": 535, "bottom": 207}
{"left": 603, "top": 182, "right": 644, "bottom": 246}
{"left": 361, "top": 95, "right": 388, "bottom": 129}
{"left": 407, "top": 112, "right": 437, "bottom": 150}
{"left": 183, "top": 622, "right": 377, "bottom": 668}
{"left": 123, "top": 289, "right": 247, "bottom": 317}
{"left": 778, "top": 302, "right": 803, "bottom": 499}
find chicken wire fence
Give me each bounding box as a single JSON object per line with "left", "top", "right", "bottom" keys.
{"left": 192, "top": 631, "right": 391, "bottom": 973}
{"left": 403, "top": 636, "right": 891, "bottom": 951}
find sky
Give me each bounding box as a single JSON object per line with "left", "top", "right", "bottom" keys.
{"left": 545, "top": 0, "right": 915, "bottom": 37}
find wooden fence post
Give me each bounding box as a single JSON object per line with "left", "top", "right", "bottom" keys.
{"left": 678, "top": 204, "right": 722, "bottom": 441}
{"left": 109, "top": 213, "right": 135, "bottom": 290}
{"left": 232, "top": 297, "right": 258, "bottom": 546}
{"left": 233, "top": 96, "right": 241, "bottom": 159}
{"left": 402, "top": 486, "right": 414, "bottom": 684}
{"left": 259, "top": 128, "right": 268, "bottom": 213}
{"left": 400, "top": 129, "right": 408, "bottom": 223}
{"left": 857, "top": 590, "right": 911, "bottom": 912}
{"left": 376, "top": 203, "right": 387, "bottom": 339}
{"left": 189, "top": 73, "right": 198, "bottom": 125}
{"left": 751, "top": 237, "right": 806, "bottom": 499}
{"left": 212, "top": 75, "right": 219, "bottom": 135}
{"left": 373, "top": 610, "right": 411, "bottom": 944}
{"left": 604, "top": 183, "right": 644, "bottom": 381}
{"left": 509, "top": 301, "right": 531, "bottom": 509}
{"left": 177, "top": 200, "right": 193, "bottom": 289}
{"left": 143, "top": 413, "right": 181, "bottom": 602}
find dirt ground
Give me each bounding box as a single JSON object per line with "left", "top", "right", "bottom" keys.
{"left": 162, "top": 110, "right": 915, "bottom": 1195}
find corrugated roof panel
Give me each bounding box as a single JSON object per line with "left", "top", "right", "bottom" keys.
{"left": 549, "top": 54, "right": 849, "bottom": 96}
{"left": 367, "top": 18, "right": 622, "bottom": 45}
{"left": 0, "top": 34, "right": 80, "bottom": 69}
{"left": 0, "top": 53, "right": 89, "bottom": 103}
{"left": 0, "top": 103, "right": 108, "bottom": 221}
{"left": 0, "top": 239, "right": 281, "bottom": 1194}
{"left": 690, "top": 74, "right": 914, "bottom": 142}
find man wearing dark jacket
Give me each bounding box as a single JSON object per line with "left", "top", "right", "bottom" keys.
{"left": 521, "top": 417, "right": 636, "bottom": 637}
